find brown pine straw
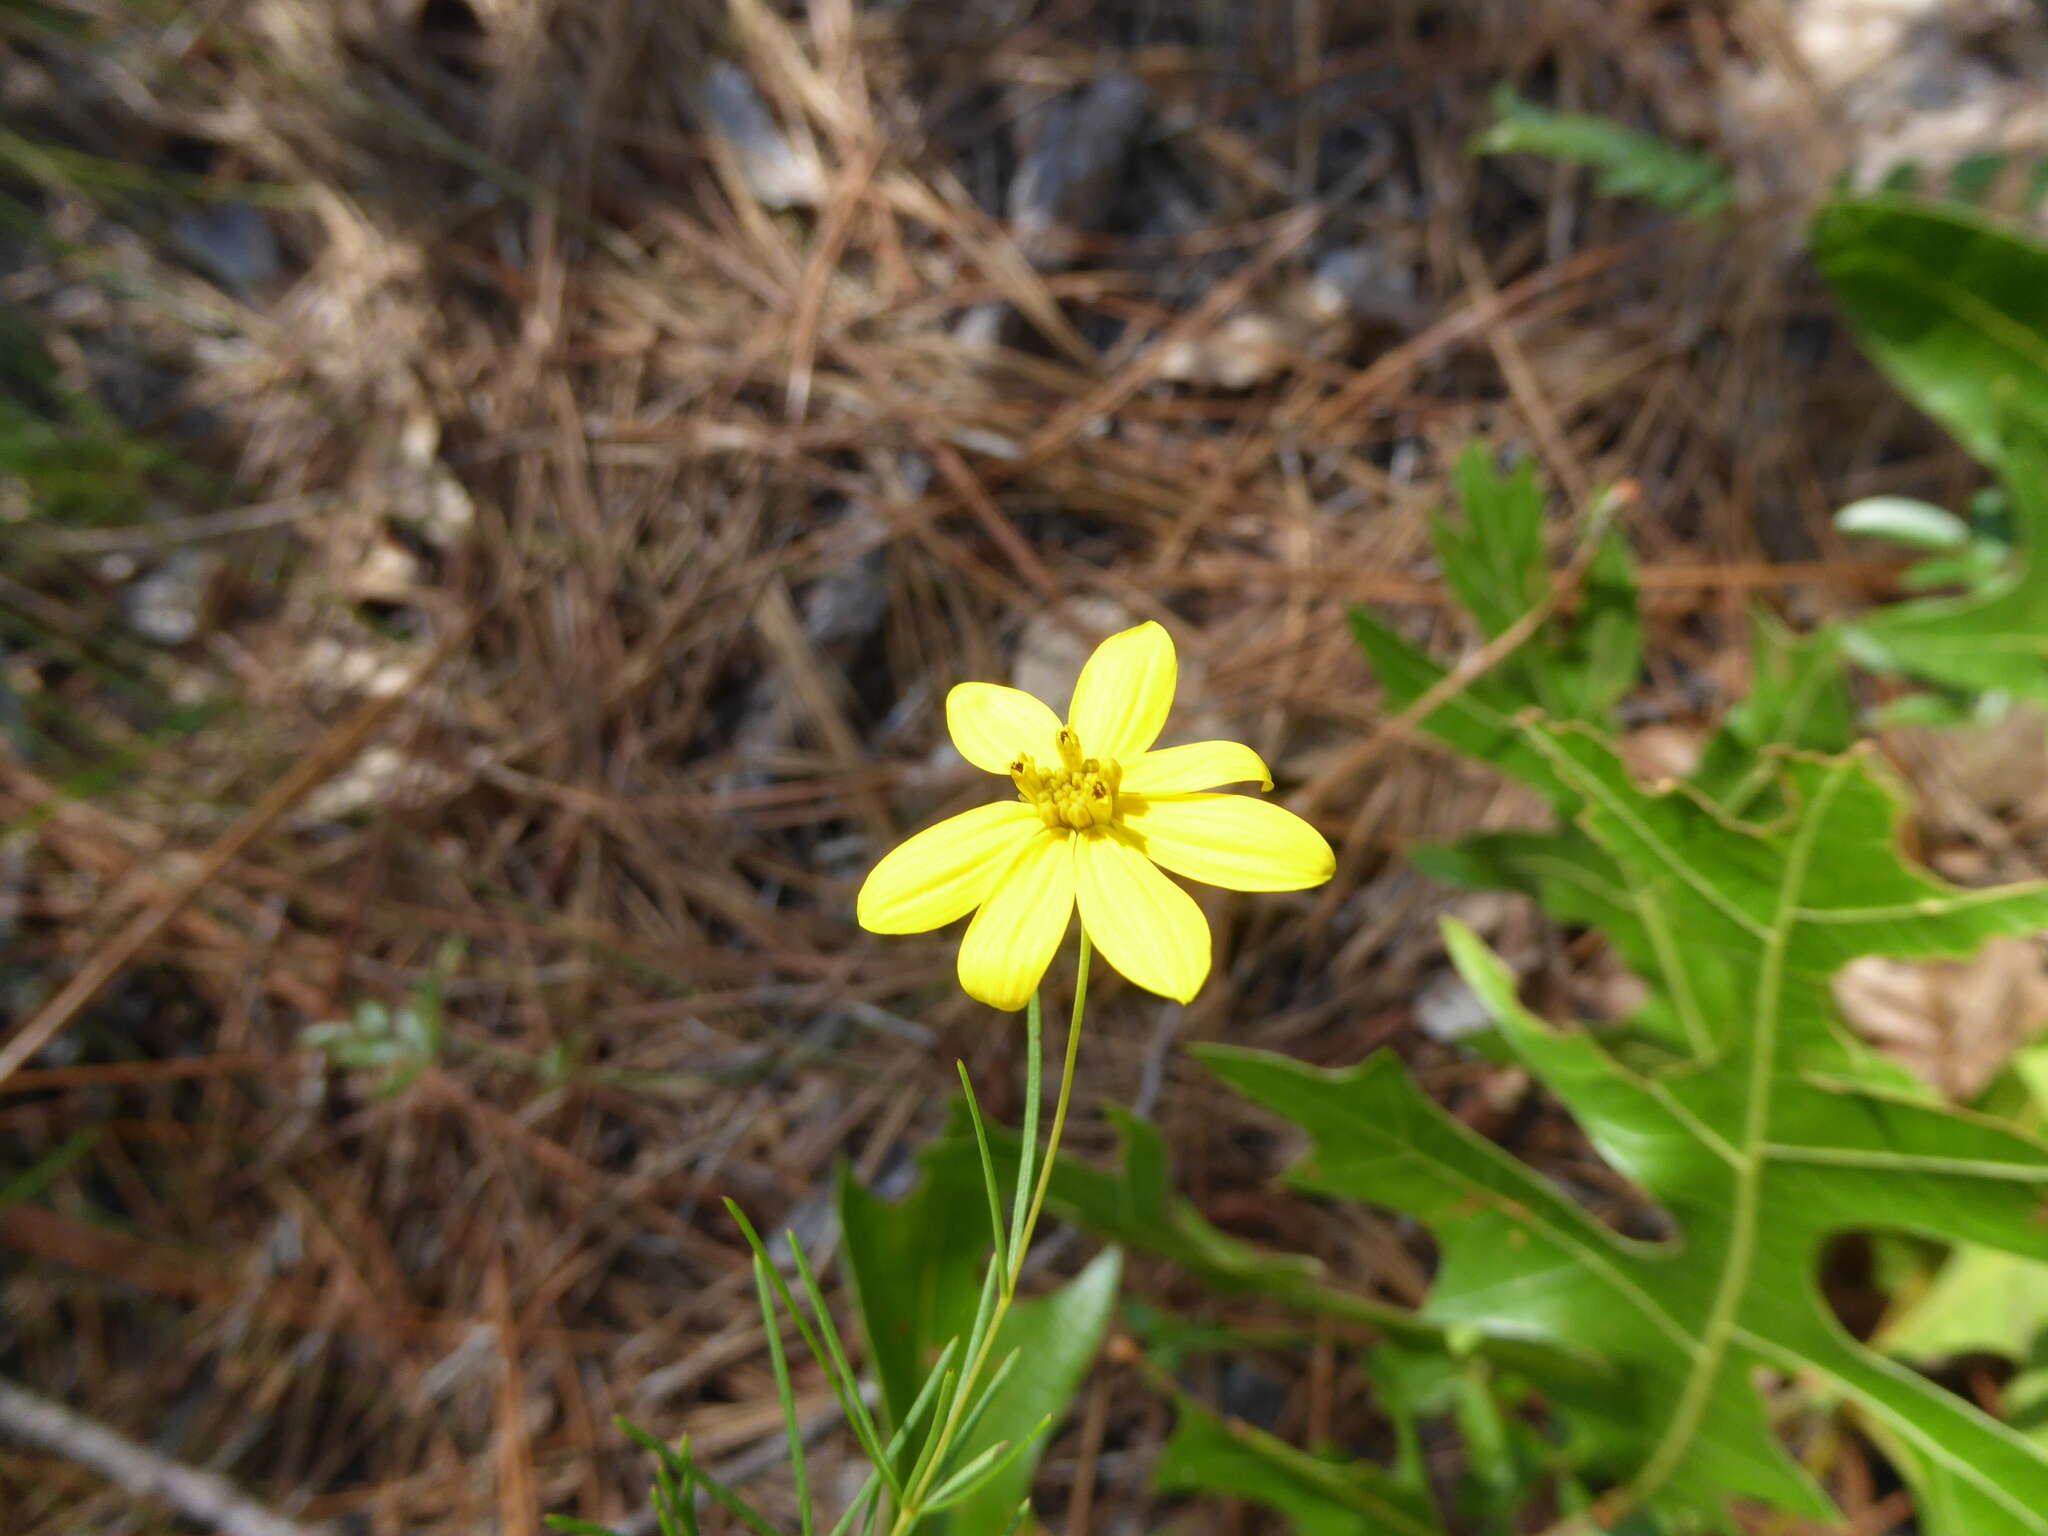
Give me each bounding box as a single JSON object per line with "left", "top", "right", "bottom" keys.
{"left": 0, "top": 2, "right": 1995, "bottom": 1531}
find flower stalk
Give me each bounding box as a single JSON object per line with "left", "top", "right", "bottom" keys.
{"left": 883, "top": 935, "right": 1091, "bottom": 1536}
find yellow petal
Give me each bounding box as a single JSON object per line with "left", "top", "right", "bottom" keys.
{"left": 1074, "top": 827, "right": 1210, "bottom": 1003}
{"left": 1122, "top": 794, "right": 1335, "bottom": 892}
{"left": 858, "top": 801, "right": 1042, "bottom": 934}
{"left": 947, "top": 683, "right": 1063, "bottom": 775}
{"left": 1120, "top": 740, "right": 1272, "bottom": 794}
{"left": 957, "top": 830, "right": 1075, "bottom": 1010}
{"left": 1068, "top": 621, "right": 1176, "bottom": 761}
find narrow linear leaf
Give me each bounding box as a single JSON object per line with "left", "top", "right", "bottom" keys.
{"left": 924, "top": 1418, "right": 1048, "bottom": 1512}
{"left": 752, "top": 1257, "right": 814, "bottom": 1536}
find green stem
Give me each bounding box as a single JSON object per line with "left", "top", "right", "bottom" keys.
{"left": 1015, "top": 934, "right": 1088, "bottom": 1286}
{"left": 883, "top": 934, "right": 1093, "bottom": 1536}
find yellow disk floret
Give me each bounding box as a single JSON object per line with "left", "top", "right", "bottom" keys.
{"left": 1010, "top": 736, "right": 1122, "bottom": 832}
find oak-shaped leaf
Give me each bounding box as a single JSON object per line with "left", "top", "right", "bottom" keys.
{"left": 1205, "top": 721, "right": 2048, "bottom": 1533}
{"left": 1349, "top": 443, "right": 1639, "bottom": 799}
{"left": 1813, "top": 197, "right": 2048, "bottom": 471}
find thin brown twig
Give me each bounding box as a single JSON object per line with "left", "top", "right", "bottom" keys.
{"left": 0, "top": 1375, "right": 335, "bottom": 1536}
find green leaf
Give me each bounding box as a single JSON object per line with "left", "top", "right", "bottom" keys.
{"left": 839, "top": 1153, "right": 995, "bottom": 1436}
{"left": 1897, "top": 539, "right": 2012, "bottom": 595}
{"left": 1841, "top": 423, "right": 2048, "bottom": 703}
{"left": 1429, "top": 446, "right": 1641, "bottom": 723}
{"left": 751, "top": 1256, "right": 814, "bottom": 1536}
{"left": 2013, "top": 1365, "right": 2048, "bottom": 1447}
{"left": 1204, "top": 717, "right": 2048, "bottom": 1533}
{"left": 1348, "top": 608, "right": 1556, "bottom": 793}
{"left": 973, "top": 1107, "right": 1540, "bottom": 1350}
{"left": 1555, "top": 528, "right": 1643, "bottom": 723}
{"left": 1869, "top": 690, "right": 1992, "bottom": 730}
{"left": 1473, "top": 86, "right": 1731, "bottom": 219}
{"left": 838, "top": 1152, "right": 1122, "bottom": 1533}
{"left": 1882, "top": 1244, "right": 2048, "bottom": 1366}
{"left": 1836, "top": 496, "right": 1973, "bottom": 551}
{"left": 949, "top": 1104, "right": 1602, "bottom": 1384}
{"left": 1433, "top": 448, "right": 1549, "bottom": 645}
{"left": 1349, "top": 449, "right": 1638, "bottom": 800}
{"left": 1882, "top": 1041, "right": 2048, "bottom": 1367}
{"left": 954, "top": 1104, "right": 1324, "bottom": 1302}
{"left": 1813, "top": 197, "right": 2048, "bottom": 467}
{"left": 1155, "top": 1394, "right": 1445, "bottom": 1536}
{"left": 1689, "top": 612, "right": 1855, "bottom": 814}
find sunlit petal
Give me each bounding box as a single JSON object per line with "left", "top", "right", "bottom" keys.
{"left": 956, "top": 831, "right": 1076, "bottom": 1011}
{"left": 857, "top": 801, "right": 1042, "bottom": 934}
{"left": 1119, "top": 740, "right": 1272, "bottom": 795}
{"left": 1074, "top": 827, "right": 1210, "bottom": 1003}
{"left": 1123, "top": 794, "right": 1335, "bottom": 892}
{"left": 947, "top": 683, "right": 1064, "bottom": 774}
{"left": 1068, "top": 621, "right": 1177, "bottom": 760}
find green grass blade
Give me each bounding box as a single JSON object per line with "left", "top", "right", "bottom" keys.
{"left": 900, "top": 1366, "right": 958, "bottom": 1499}
{"left": 888, "top": 1336, "right": 958, "bottom": 1454}
{"left": 686, "top": 1466, "right": 782, "bottom": 1536}
{"left": 650, "top": 1462, "right": 687, "bottom": 1536}
{"left": 923, "top": 1417, "right": 1053, "bottom": 1513}
{"left": 726, "top": 1200, "right": 889, "bottom": 1492}
{"left": 787, "top": 1234, "right": 901, "bottom": 1499}
{"left": 956, "top": 1062, "right": 1011, "bottom": 1282}
{"left": 753, "top": 1256, "right": 814, "bottom": 1536}
{"left": 1007, "top": 991, "right": 1044, "bottom": 1268}
{"left": 615, "top": 1418, "right": 692, "bottom": 1480}
{"left": 940, "top": 1347, "right": 1021, "bottom": 1459}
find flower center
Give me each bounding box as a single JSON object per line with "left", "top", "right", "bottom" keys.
{"left": 1010, "top": 727, "right": 1121, "bottom": 833}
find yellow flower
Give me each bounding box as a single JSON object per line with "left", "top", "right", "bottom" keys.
{"left": 858, "top": 621, "right": 1336, "bottom": 1010}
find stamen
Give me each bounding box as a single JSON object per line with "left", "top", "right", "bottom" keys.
{"left": 1013, "top": 735, "right": 1121, "bottom": 832}
{"left": 1009, "top": 752, "right": 1045, "bottom": 800}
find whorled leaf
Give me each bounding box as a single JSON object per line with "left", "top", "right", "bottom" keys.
{"left": 1205, "top": 720, "right": 2048, "bottom": 1533}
